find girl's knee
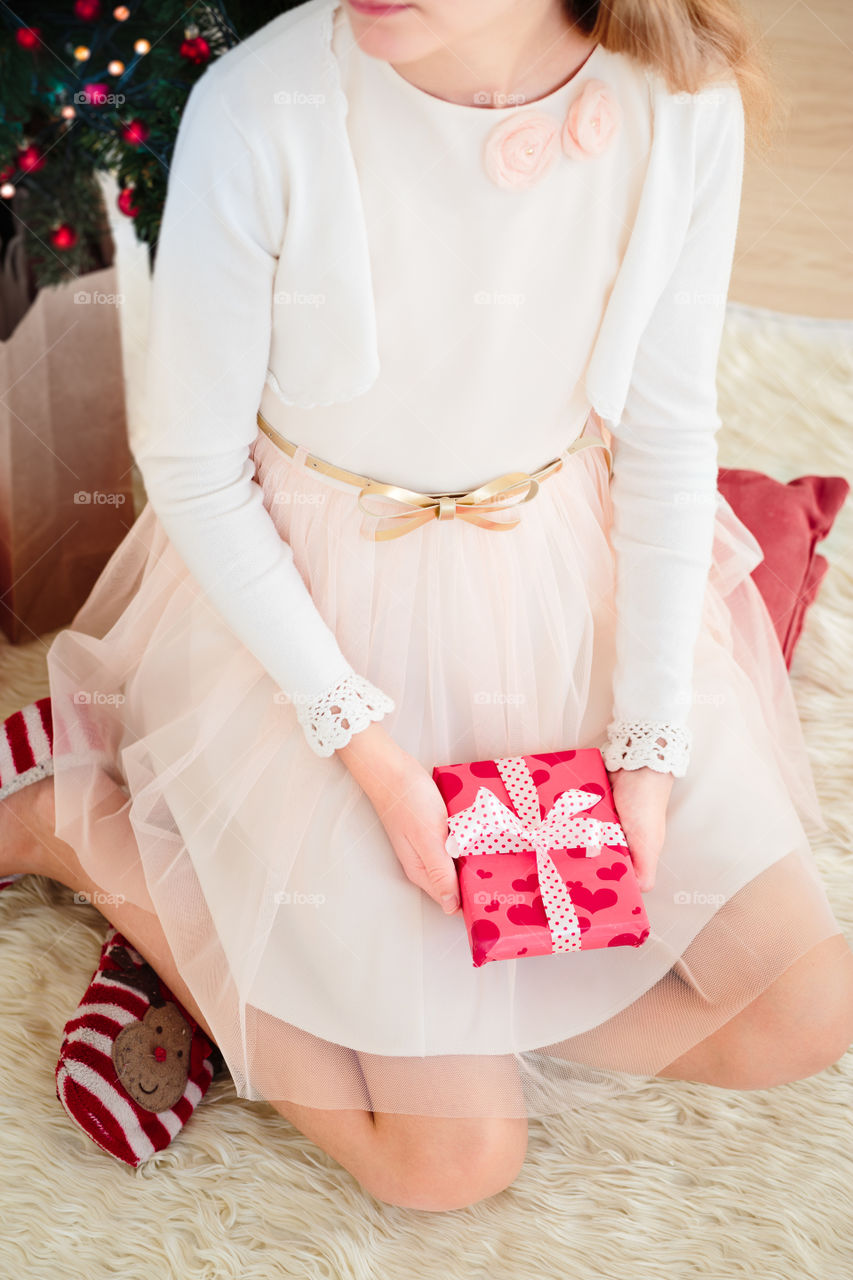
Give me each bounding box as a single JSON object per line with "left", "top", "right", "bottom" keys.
{"left": 365, "top": 1116, "right": 528, "bottom": 1212}
{"left": 733, "top": 935, "right": 853, "bottom": 1088}
{"left": 785, "top": 938, "right": 853, "bottom": 1081}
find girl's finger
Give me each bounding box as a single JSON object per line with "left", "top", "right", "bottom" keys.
{"left": 628, "top": 840, "right": 662, "bottom": 893}
{"left": 415, "top": 843, "right": 461, "bottom": 913}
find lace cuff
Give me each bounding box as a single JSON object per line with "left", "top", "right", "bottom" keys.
{"left": 600, "top": 720, "right": 692, "bottom": 778}
{"left": 295, "top": 672, "right": 396, "bottom": 757}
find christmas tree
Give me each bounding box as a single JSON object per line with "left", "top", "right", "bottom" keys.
{"left": 0, "top": 1, "right": 300, "bottom": 290}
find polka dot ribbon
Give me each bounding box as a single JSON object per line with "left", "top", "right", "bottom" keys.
{"left": 447, "top": 755, "right": 628, "bottom": 953}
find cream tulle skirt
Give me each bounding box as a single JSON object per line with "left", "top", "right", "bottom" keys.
{"left": 45, "top": 414, "right": 843, "bottom": 1119}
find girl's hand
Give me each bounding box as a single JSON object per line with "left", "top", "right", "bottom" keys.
{"left": 605, "top": 765, "right": 674, "bottom": 893}
{"left": 336, "top": 722, "right": 462, "bottom": 915}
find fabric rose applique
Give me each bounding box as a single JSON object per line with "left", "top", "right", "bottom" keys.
{"left": 482, "top": 112, "right": 561, "bottom": 191}
{"left": 562, "top": 78, "right": 622, "bottom": 159}
{"left": 483, "top": 78, "right": 621, "bottom": 190}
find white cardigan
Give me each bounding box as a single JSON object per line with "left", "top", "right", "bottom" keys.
{"left": 132, "top": 0, "right": 746, "bottom": 772}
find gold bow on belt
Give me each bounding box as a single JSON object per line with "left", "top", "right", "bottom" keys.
{"left": 357, "top": 471, "right": 546, "bottom": 541}
{"left": 356, "top": 437, "right": 612, "bottom": 542}
{"left": 254, "top": 409, "right": 612, "bottom": 543}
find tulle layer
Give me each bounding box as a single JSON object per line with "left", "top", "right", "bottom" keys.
{"left": 45, "top": 417, "right": 843, "bottom": 1119}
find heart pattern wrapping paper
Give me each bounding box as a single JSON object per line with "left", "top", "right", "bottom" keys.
{"left": 432, "top": 748, "right": 651, "bottom": 968}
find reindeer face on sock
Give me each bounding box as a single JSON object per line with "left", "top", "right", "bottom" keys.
{"left": 107, "top": 945, "right": 192, "bottom": 1112}
{"left": 113, "top": 1004, "right": 192, "bottom": 1111}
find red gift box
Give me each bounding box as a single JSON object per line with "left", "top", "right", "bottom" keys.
{"left": 432, "top": 749, "right": 650, "bottom": 968}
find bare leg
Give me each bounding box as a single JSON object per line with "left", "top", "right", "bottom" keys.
{"left": 1, "top": 776, "right": 526, "bottom": 1210}
{"left": 656, "top": 932, "right": 853, "bottom": 1089}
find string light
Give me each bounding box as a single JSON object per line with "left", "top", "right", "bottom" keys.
{"left": 73, "top": 45, "right": 91, "bottom": 61}
{"left": 133, "top": 38, "right": 150, "bottom": 55}
{"left": 108, "top": 60, "right": 125, "bottom": 75}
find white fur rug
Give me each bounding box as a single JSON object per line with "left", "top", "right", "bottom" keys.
{"left": 1, "top": 303, "right": 852, "bottom": 1279}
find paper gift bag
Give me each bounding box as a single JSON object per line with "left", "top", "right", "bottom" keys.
{"left": 0, "top": 261, "right": 134, "bottom": 642}
{"left": 433, "top": 748, "right": 651, "bottom": 968}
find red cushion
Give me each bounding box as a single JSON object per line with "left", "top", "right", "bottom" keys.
{"left": 716, "top": 469, "right": 849, "bottom": 669}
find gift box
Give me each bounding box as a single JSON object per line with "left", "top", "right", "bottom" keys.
{"left": 432, "top": 748, "right": 650, "bottom": 968}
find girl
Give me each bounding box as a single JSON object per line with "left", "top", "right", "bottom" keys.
{"left": 3, "top": 0, "right": 852, "bottom": 1211}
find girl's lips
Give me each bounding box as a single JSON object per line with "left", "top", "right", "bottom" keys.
{"left": 349, "top": 0, "right": 411, "bottom": 14}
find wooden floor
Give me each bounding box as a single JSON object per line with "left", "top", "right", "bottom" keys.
{"left": 736, "top": 0, "right": 852, "bottom": 318}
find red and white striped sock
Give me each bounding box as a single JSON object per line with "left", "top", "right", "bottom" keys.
{"left": 0, "top": 701, "right": 222, "bottom": 1160}
{"left": 55, "top": 926, "right": 222, "bottom": 1168}
{"left": 0, "top": 696, "right": 54, "bottom": 892}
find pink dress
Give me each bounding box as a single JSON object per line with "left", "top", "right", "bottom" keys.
{"left": 44, "top": 5, "right": 843, "bottom": 1120}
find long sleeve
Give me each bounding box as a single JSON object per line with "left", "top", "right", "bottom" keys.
{"left": 599, "top": 79, "right": 746, "bottom": 778}
{"left": 133, "top": 68, "right": 394, "bottom": 757}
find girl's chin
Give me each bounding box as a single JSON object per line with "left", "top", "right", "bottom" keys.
{"left": 345, "top": 3, "right": 436, "bottom": 69}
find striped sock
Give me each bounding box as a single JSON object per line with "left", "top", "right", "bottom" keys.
{"left": 0, "top": 696, "right": 54, "bottom": 801}
{"left": 0, "top": 696, "right": 54, "bottom": 892}
{"left": 55, "top": 927, "right": 222, "bottom": 1167}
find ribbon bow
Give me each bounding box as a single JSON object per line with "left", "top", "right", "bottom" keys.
{"left": 356, "top": 437, "right": 613, "bottom": 542}
{"left": 357, "top": 472, "right": 543, "bottom": 542}
{"left": 447, "top": 756, "right": 627, "bottom": 953}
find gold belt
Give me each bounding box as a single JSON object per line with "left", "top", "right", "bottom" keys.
{"left": 255, "top": 409, "right": 612, "bottom": 542}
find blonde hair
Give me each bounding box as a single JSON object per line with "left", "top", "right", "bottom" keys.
{"left": 565, "top": 0, "right": 783, "bottom": 158}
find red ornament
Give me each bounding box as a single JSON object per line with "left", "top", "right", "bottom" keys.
{"left": 15, "top": 27, "right": 41, "bottom": 51}
{"left": 0, "top": 164, "right": 15, "bottom": 183}
{"left": 81, "top": 81, "right": 110, "bottom": 106}
{"left": 179, "top": 36, "right": 211, "bottom": 66}
{"left": 17, "top": 145, "right": 45, "bottom": 173}
{"left": 73, "top": 0, "right": 101, "bottom": 19}
{"left": 121, "top": 119, "right": 150, "bottom": 147}
{"left": 117, "top": 186, "right": 140, "bottom": 218}
{"left": 51, "top": 224, "right": 78, "bottom": 250}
